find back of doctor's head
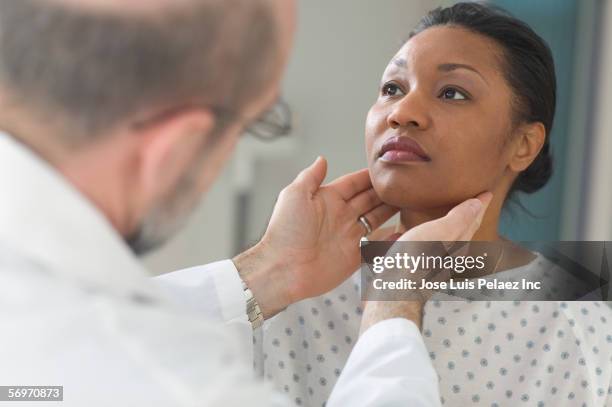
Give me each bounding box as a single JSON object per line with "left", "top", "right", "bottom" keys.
{"left": 412, "top": 1, "right": 556, "bottom": 196}
{"left": 0, "top": 0, "right": 278, "bottom": 149}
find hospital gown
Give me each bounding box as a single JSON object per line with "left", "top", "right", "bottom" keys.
{"left": 255, "top": 252, "right": 612, "bottom": 407}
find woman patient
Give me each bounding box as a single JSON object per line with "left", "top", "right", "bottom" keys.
{"left": 256, "top": 3, "right": 611, "bottom": 406}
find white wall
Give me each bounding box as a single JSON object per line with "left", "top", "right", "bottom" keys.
{"left": 144, "top": 0, "right": 437, "bottom": 274}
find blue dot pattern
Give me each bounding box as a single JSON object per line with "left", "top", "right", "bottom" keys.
{"left": 256, "top": 254, "right": 612, "bottom": 407}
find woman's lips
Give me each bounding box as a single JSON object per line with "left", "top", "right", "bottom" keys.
{"left": 378, "top": 136, "right": 430, "bottom": 163}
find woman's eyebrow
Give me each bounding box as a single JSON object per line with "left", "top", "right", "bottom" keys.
{"left": 392, "top": 57, "right": 407, "bottom": 68}
{"left": 437, "top": 63, "right": 489, "bottom": 85}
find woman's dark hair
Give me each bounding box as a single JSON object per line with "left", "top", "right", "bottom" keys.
{"left": 410, "top": 2, "right": 556, "bottom": 195}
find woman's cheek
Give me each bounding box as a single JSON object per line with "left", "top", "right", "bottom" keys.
{"left": 364, "top": 108, "right": 383, "bottom": 162}
{"left": 457, "top": 146, "right": 504, "bottom": 191}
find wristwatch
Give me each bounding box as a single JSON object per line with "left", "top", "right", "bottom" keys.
{"left": 241, "top": 279, "right": 264, "bottom": 330}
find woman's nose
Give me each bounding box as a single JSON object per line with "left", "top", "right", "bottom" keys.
{"left": 386, "top": 91, "right": 432, "bottom": 130}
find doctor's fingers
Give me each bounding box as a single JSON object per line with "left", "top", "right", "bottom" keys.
{"left": 454, "top": 192, "right": 493, "bottom": 240}
{"left": 350, "top": 204, "right": 398, "bottom": 238}
{"left": 348, "top": 188, "right": 383, "bottom": 216}
{"left": 398, "top": 193, "right": 491, "bottom": 242}
{"left": 438, "top": 193, "right": 493, "bottom": 241}
{"left": 436, "top": 199, "right": 484, "bottom": 241}
{"left": 326, "top": 168, "right": 372, "bottom": 201}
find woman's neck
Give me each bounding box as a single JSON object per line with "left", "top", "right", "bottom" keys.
{"left": 397, "top": 196, "right": 504, "bottom": 241}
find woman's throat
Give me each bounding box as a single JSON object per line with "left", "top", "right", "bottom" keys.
{"left": 397, "top": 207, "right": 501, "bottom": 241}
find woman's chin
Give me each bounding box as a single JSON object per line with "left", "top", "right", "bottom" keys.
{"left": 369, "top": 164, "right": 444, "bottom": 207}
{"left": 372, "top": 181, "right": 464, "bottom": 211}
{"left": 374, "top": 186, "right": 437, "bottom": 209}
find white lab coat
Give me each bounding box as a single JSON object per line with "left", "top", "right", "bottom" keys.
{"left": 0, "top": 131, "right": 440, "bottom": 406}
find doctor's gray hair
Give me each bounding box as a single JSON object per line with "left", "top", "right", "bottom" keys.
{"left": 410, "top": 2, "right": 556, "bottom": 196}
{"left": 0, "top": 0, "right": 277, "bottom": 147}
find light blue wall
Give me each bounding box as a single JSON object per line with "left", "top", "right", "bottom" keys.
{"left": 495, "top": 0, "right": 579, "bottom": 240}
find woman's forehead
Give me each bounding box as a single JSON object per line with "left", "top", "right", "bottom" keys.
{"left": 387, "top": 26, "right": 504, "bottom": 79}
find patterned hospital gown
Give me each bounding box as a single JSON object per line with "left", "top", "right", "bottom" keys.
{"left": 255, "top": 253, "right": 612, "bottom": 407}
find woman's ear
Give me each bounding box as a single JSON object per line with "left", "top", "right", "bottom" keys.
{"left": 509, "top": 122, "right": 546, "bottom": 172}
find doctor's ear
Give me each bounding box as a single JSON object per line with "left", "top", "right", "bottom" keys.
{"left": 132, "top": 107, "right": 215, "bottom": 202}
{"left": 508, "top": 122, "right": 546, "bottom": 173}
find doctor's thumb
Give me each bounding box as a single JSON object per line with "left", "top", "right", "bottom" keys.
{"left": 453, "top": 191, "right": 494, "bottom": 240}
{"left": 294, "top": 156, "right": 328, "bottom": 194}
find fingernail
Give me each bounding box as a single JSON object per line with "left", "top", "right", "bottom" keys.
{"left": 481, "top": 192, "right": 493, "bottom": 206}
{"left": 469, "top": 199, "right": 483, "bottom": 215}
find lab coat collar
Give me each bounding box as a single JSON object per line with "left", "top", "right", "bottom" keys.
{"left": 0, "top": 131, "right": 166, "bottom": 303}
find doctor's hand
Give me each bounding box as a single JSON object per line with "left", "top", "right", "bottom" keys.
{"left": 233, "top": 157, "right": 397, "bottom": 318}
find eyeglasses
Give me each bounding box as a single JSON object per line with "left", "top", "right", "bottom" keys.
{"left": 242, "top": 97, "right": 292, "bottom": 141}
{"left": 132, "top": 97, "right": 292, "bottom": 142}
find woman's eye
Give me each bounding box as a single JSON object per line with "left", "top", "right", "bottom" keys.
{"left": 381, "top": 83, "right": 405, "bottom": 97}
{"left": 440, "top": 87, "right": 468, "bottom": 100}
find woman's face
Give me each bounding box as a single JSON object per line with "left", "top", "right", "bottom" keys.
{"left": 366, "top": 26, "right": 516, "bottom": 210}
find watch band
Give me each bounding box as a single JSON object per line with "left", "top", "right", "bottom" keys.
{"left": 241, "top": 279, "right": 264, "bottom": 330}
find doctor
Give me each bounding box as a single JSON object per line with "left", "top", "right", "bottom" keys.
{"left": 0, "top": 0, "right": 491, "bottom": 405}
